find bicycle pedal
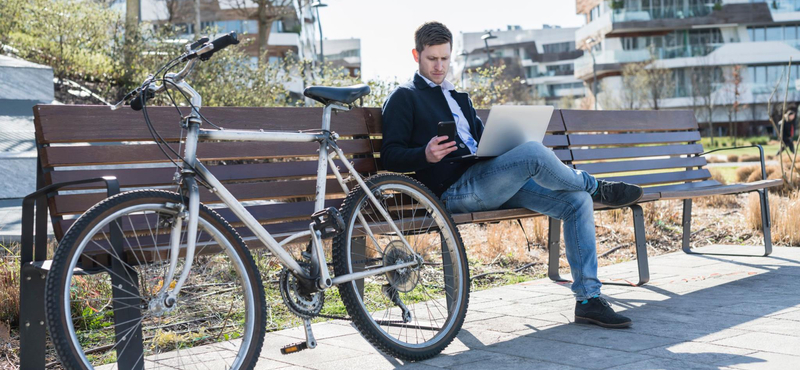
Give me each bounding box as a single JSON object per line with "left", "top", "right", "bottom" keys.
{"left": 280, "top": 342, "right": 308, "bottom": 355}
{"left": 311, "top": 207, "right": 345, "bottom": 238}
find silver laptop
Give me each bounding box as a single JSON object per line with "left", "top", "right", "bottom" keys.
{"left": 458, "top": 105, "right": 554, "bottom": 160}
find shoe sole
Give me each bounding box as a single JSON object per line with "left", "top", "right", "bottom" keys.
{"left": 575, "top": 316, "right": 632, "bottom": 329}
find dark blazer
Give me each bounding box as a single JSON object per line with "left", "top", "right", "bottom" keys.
{"left": 381, "top": 73, "right": 485, "bottom": 197}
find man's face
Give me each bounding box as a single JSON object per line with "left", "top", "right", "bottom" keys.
{"left": 413, "top": 43, "right": 451, "bottom": 85}
{"left": 790, "top": 112, "right": 797, "bottom": 121}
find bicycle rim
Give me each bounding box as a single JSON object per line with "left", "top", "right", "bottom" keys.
{"left": 335, "top": 176, "right": 468, "bottom": 357}
{"left": 54, "top": 201, "right": 258, "bottom": 369}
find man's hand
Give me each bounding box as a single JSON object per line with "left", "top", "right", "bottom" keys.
{"left": 425, "top": 136, "right": 458, "bottom": 163}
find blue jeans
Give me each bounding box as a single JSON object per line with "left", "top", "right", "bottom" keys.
{"left": 441, "top": 141, "right": 601, "bottom": 301}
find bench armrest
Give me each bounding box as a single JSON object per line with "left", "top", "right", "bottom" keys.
{"left": 699, "top": 145, "right": 768, "bottom": 181}
{"left": 21, "top": 176, "right": 120, "bottom": 264}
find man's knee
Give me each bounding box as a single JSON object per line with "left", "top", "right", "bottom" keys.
{"left": 519, "top": 140, "right": 547, "bottom": 156}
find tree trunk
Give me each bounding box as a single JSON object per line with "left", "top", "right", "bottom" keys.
{"left": 194, "top": 0, "right": 201, "bottom": 38}
{"left": 708, "top": 105, "right": 715, "bottom": 147}
{"left": 257, "top": 4, "right": 274, "bottom": 63}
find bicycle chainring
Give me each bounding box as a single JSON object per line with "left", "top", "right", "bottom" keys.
{"left": 279, "top": 263, "right": 324, "bottom": 319}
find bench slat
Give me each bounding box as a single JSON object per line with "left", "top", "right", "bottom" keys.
{"left": 58, "top": 199, "right": 345, "bottom": 234}
{"left": 571, "top": 144, "right": 703, "bottom": 161}
{"left": 41, "top": 140, "right": 373, "bottom": 167}
{"left": 658, "top": 179, "right": 784, "bottom": 199}
{"left": 598, "top": 169, "right": 711, "bottom": 186}
{"left": 35, "top": 105, "right": 371, "bottom": 143}
{"left": 46, "top": 158, "right": 377, "bottom": 190}
{"left": 52, "top": 178, "right": 346, "bottom": 216}
{"left": 574, "top": 156, "right": 707, "bottom": 174}
{"left": 568, "top": 131, "right": 701, "bottom": 146}
{"left": 561, "top": 109, "right": 699, "bottom": 132}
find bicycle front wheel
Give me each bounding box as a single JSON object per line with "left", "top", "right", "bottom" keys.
{"left": 45, "top": 190, "right": 266, "bottom": 370}
{"left": 332, "top": 174, "right": 469, "bottom": 361}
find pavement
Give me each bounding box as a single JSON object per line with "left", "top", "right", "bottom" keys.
{"left": 244, "top": 244, "right": 800, "bottom": 370}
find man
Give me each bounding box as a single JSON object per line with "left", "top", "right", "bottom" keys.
{"left": 777, "top": 105, "right": 797, "bottom": 156}
{"left": 381, "top": 22, "right": 644, "bottom": 328}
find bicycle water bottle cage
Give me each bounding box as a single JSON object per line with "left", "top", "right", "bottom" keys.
{"left": 311, "top": 207, "right": 345, "bottom": 238}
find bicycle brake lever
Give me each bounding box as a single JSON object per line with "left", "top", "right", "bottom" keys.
{"left": 110, "top": 87, "right": 141, "bottom": 110}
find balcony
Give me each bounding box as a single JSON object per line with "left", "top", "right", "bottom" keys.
{"left": 576, "top": 2, "right": 773, "bottom": 43}
{"left": 574, "top": 49, "right": 651, "bottom": 79}
{"left": 755, "top": 0, "right": 800, "bottom": 13}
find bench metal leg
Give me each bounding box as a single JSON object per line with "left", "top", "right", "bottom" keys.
{"left": 547, "top": 217, "right": 569, "bottom": 282}
{"left": 441, "top": 233, "right": 454, "bottom": 311}
{"left": 683, "top": 192, "right": 772, "bottom": 257}
{"left": 760, "top": 189, "right": 773, "bottom": 256}
{"left": 19, "top": 264, "right": 47, "bottom": 370}
{"left": 682, "top": 199, "right": 693, "bottom": 253}
{"left": 352, "top": 237, "right": 366, "bottom": 297}
{"left": 630, "top": 204, "right": 650, "bottom": 286}
{"left": 110, "top": 219, "right": 144, "bottom": 370}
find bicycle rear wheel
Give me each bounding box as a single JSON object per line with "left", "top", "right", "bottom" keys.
{"left": 332, "top": 174, "right": 469, "bottom": 361}
{"left": 45, "top": 190, "right": 266, "bottom": 369}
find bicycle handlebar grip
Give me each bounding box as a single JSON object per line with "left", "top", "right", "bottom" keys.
{"left": 200, "top": 31, "right": 239, "bottom": 61}
{"left": 130, "top": 88, "right": 154, "bottom": 111}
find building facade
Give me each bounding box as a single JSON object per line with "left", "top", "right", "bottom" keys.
{"left": 574, "top": 0, "right": 800, "bottom": 135}
{"left": 452, "top": 25, "right": 586, "bottom": 108}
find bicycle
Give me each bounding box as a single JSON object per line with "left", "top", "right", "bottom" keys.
{"left": 44, "top": 31, "right": 470, "bottom": 369}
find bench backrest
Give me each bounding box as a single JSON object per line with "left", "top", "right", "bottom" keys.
{"left": 560, "top": 110, "right": 712, "bottom": 193}
{"left": 34, "top": 105, "right": 379, "bottom": 243}
{"left": 34, "top": 105, "right": 707, "bottom": 243}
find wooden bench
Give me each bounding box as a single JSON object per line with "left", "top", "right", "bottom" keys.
{"left": 20, "top": 105, "right": 781, "bottom": 368}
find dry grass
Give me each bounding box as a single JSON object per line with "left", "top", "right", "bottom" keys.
{"left": 698, "top": 170, "right": 739, "bottom": 208}
{"left": 706, "top": 156, "right": 725, "bottom": 164}
{"left": 727, "top": 155, "right": 739, "bottom": 163}
{"left": 739, "top": 154, "right": 762, "bottom": 162}
{"left": 746, "top": 192, "right": 800, "bottom": 245}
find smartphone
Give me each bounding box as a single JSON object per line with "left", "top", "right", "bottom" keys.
{"left": 437, "top": 121, "right": 457, "bottom": 143}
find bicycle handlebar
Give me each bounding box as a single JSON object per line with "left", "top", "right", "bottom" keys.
{"left": 112, "top": 32, "right": 239, "bottom": 110}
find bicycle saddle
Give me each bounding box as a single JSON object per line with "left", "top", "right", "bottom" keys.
{"left": 304, "top": 84, "right": 371, "bottom": 105}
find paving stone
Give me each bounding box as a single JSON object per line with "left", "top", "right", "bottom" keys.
{"left": 721, "top": 351, "right": 800, "bottom": 370}
{"left": 639, "top": 341, "right": 755, "bottom": 364}
{"left": 526, "top": 323, "right": 681, "bottom": 352}
{"left": 305, "top": 353, "right": 437, "bottom": 370}
{"left": 437, "top": 352, "right": 583, "bottom": 370}
{"left": 482, "top": 336, "right": 652, "bottom": 369}
{"left": 605, "top": 357, "right": 722, "bottom": 370}
{"left": 461, "top": 314, "right": 562, "bottom": 334}
{"left": 419, "top": 348, "right": 501, "bottom": 368}
{"left": 713, "top": 332, "right": 800, "bottom": 356}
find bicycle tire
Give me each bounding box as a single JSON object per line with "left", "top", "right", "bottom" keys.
{"left": 332, "top": 174, "right": 469, "bottom": 361}
{"left": 45, "top": 190, "right": 267, "bottom": 369}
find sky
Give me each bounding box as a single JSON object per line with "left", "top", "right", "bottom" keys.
{"left": 316, "top": 0, "right": 585, "bottom": 82}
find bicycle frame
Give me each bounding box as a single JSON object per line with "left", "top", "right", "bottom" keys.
{"left": 160, "top": 80, "right": 419, "bottom": 303}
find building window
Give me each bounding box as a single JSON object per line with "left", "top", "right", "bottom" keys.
{"left": 747, "top": 24, "right": 800, "bottom": 42}
{"left": 621, "top": 28, "right": 722, "bottom": 58}
{"left": 542, "top": 41, "right": 575, "bottom": 54}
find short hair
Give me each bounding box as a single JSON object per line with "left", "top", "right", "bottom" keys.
{"left": 415, "top": 22, "right": 452, "bottom": 53}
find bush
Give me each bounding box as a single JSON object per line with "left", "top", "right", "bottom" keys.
{"left": 748, "top": 136, "right": 770, "bottom": 146}
{"left": 727, "top": 155, "right": 739, "bottom": 162}
{"left": 736, "top": 166, "right": 757, "bottom": 182}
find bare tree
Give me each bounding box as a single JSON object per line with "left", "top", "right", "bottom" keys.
{"left": 640, "top": 64, "right": 674, "bottom": 111}
{"left": 690, "top": 59, "right": 721, "bottom": 146}
{"left": 223, "top": 0, "right": 297, "bottom": 63}
{"left": 619, "top": 62, "right": 648, "bottom": 110}
{"left": 722, "top": 65, "right": 746, "bottom": 145}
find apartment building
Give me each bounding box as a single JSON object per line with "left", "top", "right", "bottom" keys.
{"left": 317, "top": 38, "right": 361, "bottom": 77}
{"left": 452, "top": 25, "right": 586, "bottom": 108}
{"left": 574, "top": 0, "right": 800, "bottom": 135}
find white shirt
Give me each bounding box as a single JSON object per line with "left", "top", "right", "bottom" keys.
{"left": 416, "top": 72, "right": 478, "bottom": 154}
